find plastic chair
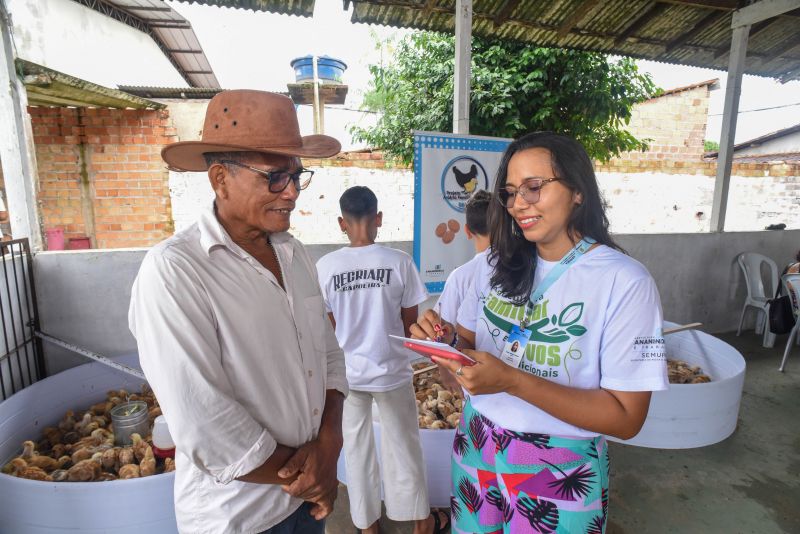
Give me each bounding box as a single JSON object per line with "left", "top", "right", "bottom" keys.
{"left": 778, "top": 273, "right": 800, "bottom": 372}
{"left": 736, "top": 252, "right": 778, "bottom": 348}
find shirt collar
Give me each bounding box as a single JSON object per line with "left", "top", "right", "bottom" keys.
{"left": 198, "top": 203, "right": 294, "bottom": 263}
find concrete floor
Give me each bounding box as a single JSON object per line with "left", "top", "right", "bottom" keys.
{"left": 324, "top": 331, "right": 800, "bottom": 534}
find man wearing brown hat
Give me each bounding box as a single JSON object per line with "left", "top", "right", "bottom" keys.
{"left": 129, "top": 90, "right": 348, "bottom": 533}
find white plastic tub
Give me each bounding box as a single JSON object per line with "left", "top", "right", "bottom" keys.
{"left": 609, "top": 323, "right": 746, "bottom": 449}
{"left": 0, "top": 354, "right": 177, "bottom": 534}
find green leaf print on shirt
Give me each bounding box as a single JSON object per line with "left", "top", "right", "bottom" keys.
{"left": 483, "top": 297, "right": 587, "bottom": 345}
{"left": 559, "top": 303, "right": 583, "bottom": 326}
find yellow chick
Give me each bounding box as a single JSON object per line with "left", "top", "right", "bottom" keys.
{"left": 67, "top": 458, "right": 101, "bottom": 482}
{"left": 50, "top": 469, "right": 69, "bottom": 482}
{"left": 71, "top": 447, "right": 92, "bottom": 465}
{"left": 58, "top": 410, "right": 76, "bottom": 433}
{"left": 74, "top": 413, "right": 93, "bottom": 434}
{"left": 119, "top": 463, "right": 140, "bottom": 479}
{"left": 130, "top": 433, "right": 149, "bottom": 462}
{"left": 50, "top": 444, "right": 67, "bottom": 459}
{"left": 117, "top": 446, "right": 135, "bottom": 470}
{"left": 42, "top": 426, "right": 63, "bottom": 448}
{"left": 139, "top": 447, "right": 156, "bottom": 477}
{"left": 101, "top": 448, "right": 119, "bottom": 471}
{"left": 9, "top": 458, "right": 51, "bottom": 481}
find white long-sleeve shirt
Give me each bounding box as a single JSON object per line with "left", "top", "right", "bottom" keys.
{"left": 128, "top": 206, "right": 348, "bottom": 534}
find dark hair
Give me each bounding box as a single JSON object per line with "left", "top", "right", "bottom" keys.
{"left": 340, "top": 186, "right": 378, "bottom": 219}
{"left": 796, "top": 249, "right": 800, "bottom": 263}
{"left": 465, "top": 190, "right": 491, "bottom": 236}
{"left": 202, "top": 151, "right": 260, "bottom": 173}
{"left": 488, "top": 132, "right": 622, "bottom": 304}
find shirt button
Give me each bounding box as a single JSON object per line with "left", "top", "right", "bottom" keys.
{"left": 298, "top": 332, "right": 303, "bottom": 339}
{"left": 307, "top": 370, "right": 313, "bottom": 377}
{"left": 313, "top": 408, "right": 319, "bottom": 416}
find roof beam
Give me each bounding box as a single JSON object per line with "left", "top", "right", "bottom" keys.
{"left": 614, "top": 3, "right": 668, "bottom": 46}
{"left": 493, "top": 0, "right": 522, "bottom": 27}
{"left": 165, "top": 49, "right": 204, "bottom": 54}
{"left": 731, "top": 0, "right": 800, "bottom": 28}
{"left": 421, "top": 0, "right": 438, "bottom": 18}
{"left": 556, "top": 0, "right": 600, "bottom": 40}
{"left": 664, "top": 10, "right": 728, "bottom": 54}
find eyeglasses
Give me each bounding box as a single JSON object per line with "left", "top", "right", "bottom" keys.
{"left": 496, "top": 177, "right": 560, "bottom": 208}
{"left": 220, "top": 160, "right": 314, "bottom": 193}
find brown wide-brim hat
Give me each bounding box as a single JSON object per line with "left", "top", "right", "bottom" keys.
{"left": 162, "top": 90, "right": 341, "bottom": 172}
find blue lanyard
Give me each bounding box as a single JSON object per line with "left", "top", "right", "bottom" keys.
{"left": 524, "top": 237, "right": 596, "bottom": 323}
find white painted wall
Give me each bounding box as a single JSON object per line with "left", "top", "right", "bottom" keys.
{"left": 7, "top": 0, "right": 185, "bottom": 87}
{"left": 169, "top": 167, "right": 800, "bottom": 241}
{"left": 33, "top": 230, "right": 800, "bottom": 374}
{"left": 735, "top": 130, "right": 800, "bottom": 157}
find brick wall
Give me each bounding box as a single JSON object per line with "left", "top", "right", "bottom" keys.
{"left": 616, "top": 84, "right": 712, "bottom": 162}
{"left": 29, "top": 106, "right": 176, "bottom": 249}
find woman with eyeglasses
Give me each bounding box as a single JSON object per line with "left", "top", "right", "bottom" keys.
{"left": 410, "top": 132, "right": 668, "bottom": 534}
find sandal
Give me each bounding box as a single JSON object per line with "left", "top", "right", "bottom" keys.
{"left": 432, "top": 509, "right": 451, "bottom": 533}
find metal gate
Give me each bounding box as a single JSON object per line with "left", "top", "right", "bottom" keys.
{"left": 0, "top": 238, "right": 45, "bottom": 401}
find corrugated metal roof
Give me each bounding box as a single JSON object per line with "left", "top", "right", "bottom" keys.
{"left": 71, "top": 0, "right": 221, "bottom": 88}
{"left": 174, "top": 0, "right": 314, "bottom": 16}
{"left": 343, "top": 0, "right": 800, "bottom": 82}
{"left": 18, "top": 60, "right": 165, "bottom": 109}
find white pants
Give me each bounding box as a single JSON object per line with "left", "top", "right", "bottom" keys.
{"left": 343, "top": 383, "right": 430, "bottom": 529}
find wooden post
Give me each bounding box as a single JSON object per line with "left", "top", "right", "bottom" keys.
{"left": 710, "top": 24, "right": 749, "bottom": 233}
{"left": 0, "top": 0, "right": 42, "bottom": 248}
{"left": 453, "top": 0, "right": 472, "bottom": 134}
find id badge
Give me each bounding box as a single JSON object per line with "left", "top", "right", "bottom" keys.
{"left": 500, "top": 325, "right": 532, "bottom": 369}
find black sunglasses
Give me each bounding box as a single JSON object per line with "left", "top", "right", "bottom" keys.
{"left": 221, "top": 160, "right": 314, "bottom": 193}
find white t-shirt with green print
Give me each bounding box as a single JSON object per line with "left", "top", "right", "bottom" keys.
{"left": 457, "top": 245, "right": 669, "bottom": 438}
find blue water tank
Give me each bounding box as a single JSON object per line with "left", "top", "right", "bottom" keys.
{"left": 290, "top": 55, "right": 347, "bottom": 84}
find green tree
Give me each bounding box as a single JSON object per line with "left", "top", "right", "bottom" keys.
{"left": 350, "top": 32, "right": 659, "bottom": 164}
{"left": 704, "top": 140, "right": 720, "bottom": 152}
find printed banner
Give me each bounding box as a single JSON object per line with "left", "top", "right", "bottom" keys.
{"left": 413, "top": 131, "right": 511, "bottom": 293}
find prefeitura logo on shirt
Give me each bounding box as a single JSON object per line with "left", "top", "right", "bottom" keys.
{"left": 332, "top": 268, "right": 394, "bottom": 292}
{"left": 482, "top": 292, "right": 588, "bottom": 382}
{"left": 631, "top": 335, "right": 666, "bottom": 362}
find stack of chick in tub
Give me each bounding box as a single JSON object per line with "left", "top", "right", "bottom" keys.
{"left": 413, "top": 362, "right": 463, "bottom": 429}
{"left": 667, "top": 359, "right": 712, "bottom": 384}
{"left": 1, "top": 385, "right": 174, "bottom": 482}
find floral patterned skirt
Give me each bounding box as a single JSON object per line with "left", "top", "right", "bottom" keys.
{"left": 451, "top": 399, "right": 609, "bottom": 534}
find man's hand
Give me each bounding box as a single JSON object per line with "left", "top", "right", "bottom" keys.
{"left": 307, "top": 486, "right": 338, "bottom": 520}
{"left": 278, "top": 433, "right": 342, "bottom": 503}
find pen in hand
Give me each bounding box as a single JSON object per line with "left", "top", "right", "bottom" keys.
{"left": 434, "top": 302, "right": 443, "bottom": 343}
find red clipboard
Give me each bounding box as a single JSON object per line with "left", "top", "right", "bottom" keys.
{"left": 402, "top": 340, "right": 476, "bottom": 366}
